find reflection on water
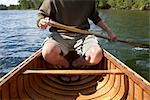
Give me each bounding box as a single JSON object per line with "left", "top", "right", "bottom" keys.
{"left": 0, "top": 10, "right": 149, "bottom": 81}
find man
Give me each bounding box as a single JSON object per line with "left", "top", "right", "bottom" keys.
{"left": 37, "top": 0, "right": 117, "bottom": 82}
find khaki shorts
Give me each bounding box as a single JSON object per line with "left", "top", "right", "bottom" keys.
{"left": 43, "top": 32, "right": 100, "bottom": 56}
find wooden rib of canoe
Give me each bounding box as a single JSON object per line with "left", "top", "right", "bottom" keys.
{"left": 0, "top": 49, "right": 150, "bottom": 100}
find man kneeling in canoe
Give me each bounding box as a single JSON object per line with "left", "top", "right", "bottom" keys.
{"left": 37, "top": 0, "right": 117, "bottom": 82}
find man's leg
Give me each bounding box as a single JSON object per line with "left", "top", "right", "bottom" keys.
{"left": 72, "top": 46, "right": 103, "bottom": 67}
{"left": 42, "top": 40, "right": 69, "bottom": 68}
{"left": 42, "top": 37, "right": 80, "bottom": 82}
{"left": 72, "top": 35, "right": 103, "bottom": 67}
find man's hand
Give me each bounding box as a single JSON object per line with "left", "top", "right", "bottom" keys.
{"left": 38, "top": 17, "right": 50, "bottom": 29}
{"left": 97, "top": 20, "right": 117, "bottom": 42}
{"left": 107, "top": 32, "right": 117, "bottom": 42}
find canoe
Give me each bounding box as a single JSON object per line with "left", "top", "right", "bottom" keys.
{"left": 0, "top": 49, "right": 150, "bottom": 100}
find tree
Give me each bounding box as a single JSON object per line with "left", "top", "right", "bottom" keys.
{"left": 0, "top": 5, "right": 8, "bottom": 10}
{"left": 97, "top": 0, "right": 111, "bottom": 9}
{"left": 107, "top": 0, "right": 117, "bottom": 8}
{"left": 8, "top": 5, "right": 20, "bottom": 10}
{"left": 123, "top": 0, "right": 133, "bottom": 9}
{"left": 18, "top": 0, "right": 43, "bottom": 9}
{"left": 132, "top": 0, "right": 149, "bottom": 10}
{"left": 106, "top": 0, "right": 150, "bottom": 10}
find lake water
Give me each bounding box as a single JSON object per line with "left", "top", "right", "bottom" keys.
{"left": 0, "top": 10, "right": 149, "bottom": 81}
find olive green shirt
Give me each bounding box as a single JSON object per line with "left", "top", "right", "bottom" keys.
{"left": 37, "top": 0, "right": 101, "bottom": 30}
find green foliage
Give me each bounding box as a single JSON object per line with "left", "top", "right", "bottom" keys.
{"left": 98, "top": 0, "right": 107, "bottom": 7}
{"left": 18, "top": 0, "right": 43, "bottom": 9}
{"left": 107, "top": 0, "right": 132, "bottom": 9}
{"left": 0, "top": 0, "right": 43, "bottom": 10}
{"left": 107, "top": 0, "right": 117, "bottom": 8}
{"left": 97, "top": 0, "right": 150, "bottom": 10}
{"left": 132, "top": 0, "right": 150, "bottom": 10}
{"left": 133, "top": 0, "right": 145, "bottom": 8}
{"left": 115, "top": 0, "right": 133, "bottom": 9}
{"left": 123, "top": 0, "right": 133, "bottom": 9}
{"left": 97, "top": 0, "right": 111, "bottom": 9}
{"left": 8, "top": 5, "right": 20, "bottom": 10}
{"left": 0, "top": 5, "right": 8, "bottom": 10}
{"left": 19, "top": 0, "right": 38, "bottom": 9}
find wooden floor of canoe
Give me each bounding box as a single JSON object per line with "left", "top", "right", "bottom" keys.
{"left": 0, "top": 49, "right": 150, "bottom": 100}
{"left": 1, "top": 73, "right": 128, "bottom": 99}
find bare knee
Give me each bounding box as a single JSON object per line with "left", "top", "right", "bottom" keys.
{"left": 85, "top": 47, "right": 103, "bottom": 65}
{"left": 42, "top": 42, "right": 69, "bottom": 68}
{"left": 42, "top": 42, "right": 61, "bottom": 61}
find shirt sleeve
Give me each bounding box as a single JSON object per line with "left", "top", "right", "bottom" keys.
{"left": 88, "top": 1, "right": 102, "bottom": 25}
{"left": 37, "top": 0, "right": 55, "bottom": 27}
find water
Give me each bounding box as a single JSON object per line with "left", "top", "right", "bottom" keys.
{"left": 0, "top": 10, "right": 149, "bottom": 81}
{"left": 98, "top": 10, "right": 150, "bottom": 81}
{"left": 0, "top": 10, "right": 48, "bottom": 76}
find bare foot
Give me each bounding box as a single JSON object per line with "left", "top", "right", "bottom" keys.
{"left": 60, "top": 75, "right": 80, "bottom": 82}
{"left": 60, "top": 75, "right": 70, "bottom": 82}
{"left": 72, "top": 57, "right": 89, "bottom": 67}
{"left": 59, "top": 58, "right": 70, "bottom": 69}
{"left": 70, "top": 76, "right": 80, "bottom": 81}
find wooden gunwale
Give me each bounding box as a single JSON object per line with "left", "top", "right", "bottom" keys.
{"left": 0, "top": 49, "right": 42, "bottom": 88}
{"left": 103, "top": 49, "right": 150, "bottom": 94}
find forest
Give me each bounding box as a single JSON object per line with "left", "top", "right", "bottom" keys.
{"left": 0, "top": 0, "right": 149, "bottom": 10}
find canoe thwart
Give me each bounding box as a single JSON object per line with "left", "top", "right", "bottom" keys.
{"left": 23, "top": 69, "right": 124, "bottom": 75}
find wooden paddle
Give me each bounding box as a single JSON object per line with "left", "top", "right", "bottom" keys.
{"left": 49, "top": 20, "right": 150, "bottom": 48}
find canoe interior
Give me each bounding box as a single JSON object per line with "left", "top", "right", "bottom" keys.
{"left": 0, "top": 49, "right": 150, "bottom": 100}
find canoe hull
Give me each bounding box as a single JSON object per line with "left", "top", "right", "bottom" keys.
{"left": 0, "top": 49, "right": 150, "bottom": 100}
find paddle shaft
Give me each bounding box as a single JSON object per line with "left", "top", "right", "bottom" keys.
{"left": 49, "top": 20, "right": 150, "bottom": 48}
